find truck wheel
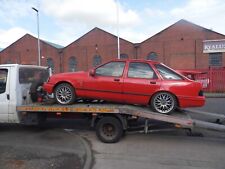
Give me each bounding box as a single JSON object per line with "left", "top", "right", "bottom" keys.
{"left": 96, "top": 116, "right": 123, "bottom": 143}
{"left": 54, "top": 83, "right": 76, "bottom": 105}
{"left": 151, "top": 92, "right": 177, "bottom": 114}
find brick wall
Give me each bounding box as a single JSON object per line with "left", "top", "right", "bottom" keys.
{"left": 139, "top": 20, "right": 225, "bottom": 70}
{"left": 0, "top": 34, "right": 61, "bottom": 73}
{"left": 1, "top": 20, "right": 225, "bottom": 73}
{"left": 62, "top": 28, "right": 134, "bottom": 71}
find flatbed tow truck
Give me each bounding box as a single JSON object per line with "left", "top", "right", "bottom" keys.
{"left": 17, "top": 102, "right": 225, "bottom": 143}
{"left": 1, "top": 64, "right": 225, "bottom": 143}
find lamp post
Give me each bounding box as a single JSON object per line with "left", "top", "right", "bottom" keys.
{"left": 32, "top": 7, "right": 41, "bottom": 66}
{"left": 116, "top": 0, "right": 120, "bottom": 59}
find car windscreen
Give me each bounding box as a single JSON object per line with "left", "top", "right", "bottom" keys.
{"left": 19, "top": 67, "right": 50, "bottom": 84}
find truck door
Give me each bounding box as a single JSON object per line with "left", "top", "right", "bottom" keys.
{"left": 0, "top": 68, "right": 10, "bottom": 122}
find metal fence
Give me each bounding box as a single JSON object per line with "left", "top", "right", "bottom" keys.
{"left": 208, "top": 68, "right": 225, "bottom": 92}
{"left": 195, "top": 68, "right": 225, "bottom": 92}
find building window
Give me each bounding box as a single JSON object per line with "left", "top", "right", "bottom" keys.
{"left": 120, "top": 53, "right": 128, "bottom": 59}
{"left": 209, "top": 53, "right": 222, "bottom": 67}
{"left": 93, "top": 55, "right": 102, "bottom": 67}
{"left": 47, "top": 58, "right": 54, "bottom": 72}
{"left": 147, "top": 52, "right": 157, "bottom": 61}
{"left": 68, "top": 56, "right": 77, "bottom": 72}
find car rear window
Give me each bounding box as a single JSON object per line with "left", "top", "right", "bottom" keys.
{"left": 155, "top": 64, "right": 183, "bottom": 80}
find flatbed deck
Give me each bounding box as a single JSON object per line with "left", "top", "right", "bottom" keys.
{"left": 17, "top": 103, "right": 193, "bottom": 128}
{"left": 17, "top": 102, "right": 225, "bottom": 142}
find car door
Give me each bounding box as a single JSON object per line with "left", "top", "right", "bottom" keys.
{"left": 0, "top": 68, "right": 10, "bottom": 123}
{"left": 83, "top": 61, "right": 126, "bottom": 102}
{"left": 123, "top": 62, "right": 161, "bottom": 105}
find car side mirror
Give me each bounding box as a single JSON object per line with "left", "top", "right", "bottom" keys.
{"left": 89, "top": 69, "right": 95, "bottom": 76}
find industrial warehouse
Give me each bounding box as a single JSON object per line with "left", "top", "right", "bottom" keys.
{"left": 0, "top": 19, "right": 225, "bottom": 92}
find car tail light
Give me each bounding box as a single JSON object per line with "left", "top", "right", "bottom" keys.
{"left": 198, "top": 90, "right": 204, "bottom": 96}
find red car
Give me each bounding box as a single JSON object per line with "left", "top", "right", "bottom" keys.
{"left": 43, "top": 59, "right": 205, "bottom": 114}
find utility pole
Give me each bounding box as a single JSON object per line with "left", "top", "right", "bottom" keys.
{"left": 32, "top": 7, "right": 41, "bottom": 66}
{"left": 116, "top": 0, "right": 120, "bottom": 59}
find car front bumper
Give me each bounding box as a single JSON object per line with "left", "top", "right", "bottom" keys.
{"left": 43, "top": 82, "right": 55, "bottom": 94}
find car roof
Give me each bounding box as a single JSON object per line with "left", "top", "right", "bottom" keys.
{"left": 111, "top": 59, "right": 160, "bottom": 64}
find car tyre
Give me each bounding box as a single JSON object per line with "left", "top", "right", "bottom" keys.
{"left": 96, "top": 116, "right": 123, "bottom": 143}
{"left": 54, "top": 83, "right": 76, "bottom": 105}
{"left": 151, "top": 92, "right": 177, "bottom": 114}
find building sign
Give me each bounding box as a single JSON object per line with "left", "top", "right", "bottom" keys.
{"left": 203, "top": 39, "right": 225, "bottom": 53}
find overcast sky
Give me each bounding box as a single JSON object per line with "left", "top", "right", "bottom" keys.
{"left": 0, "top": 0, "right": 225, "bottom": 49}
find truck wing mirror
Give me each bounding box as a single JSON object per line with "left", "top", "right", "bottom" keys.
{"left": 89, "top": 69, "right": 95, "bottom": 76}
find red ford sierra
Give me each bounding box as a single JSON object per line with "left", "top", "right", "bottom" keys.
{"left": 43, "top": 59, "right": 205, "bottom": 114}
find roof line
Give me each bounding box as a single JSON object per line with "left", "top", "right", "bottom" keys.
{"left": 63, "top": 27, "right": 133, "bottom": 50}
{"left": 140, "top": 19, "right": 225, "bottom": 44}
{"left": 0, "top": 33, "right": 63, "bottom": 53}
{"left": 0, "top": 33, "right": 28, "bottom": 53}
{"left": 28, "top": 34, "right": 63, "bottom": 49}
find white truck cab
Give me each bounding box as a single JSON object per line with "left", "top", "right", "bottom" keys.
{"left": 0, "top": 64, "right": 49, "bottom": 123}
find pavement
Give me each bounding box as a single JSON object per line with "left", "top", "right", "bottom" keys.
{"left": 0, "top": 125, "right": 92, "bottom": 169}
{"left": 204, "top": 92, "right": 225, "bottom": 98}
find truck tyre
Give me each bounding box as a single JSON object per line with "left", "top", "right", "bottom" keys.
{"left": 96, "top": 116, "right": 123, "bottom": 143}
{"left": 151, "top": 92, "right": 177, "bottom": 114}
{"left": 54, "top": 83, "right": 76, "bottom": 105}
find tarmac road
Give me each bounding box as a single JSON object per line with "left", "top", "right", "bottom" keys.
{"left": 79, "top": 130, "right": 225, "bottom": 169}
{"left": 81, "top": 97, "right": 225, "bottom": 169}
{"left": 191, "top": 97, "right": 225, "bottom": 115}
{"left": 0, "top": 98, "right": 224, "bottom": 169}
{"left": 0, "top": 125, "right": 87, "bottom": 169}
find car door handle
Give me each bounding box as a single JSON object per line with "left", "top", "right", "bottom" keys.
{"left": 114, "top": 78, "right": 120, "bottom": 82}
{"left": 150, "top": 81, "right": 156, "bottom": 84}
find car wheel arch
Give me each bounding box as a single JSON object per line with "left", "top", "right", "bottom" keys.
{"left": 54, "top": 81, "right": 76, "bottom": 92}
{"left": 149, "top": 90, "right": 180, "bottom": 107}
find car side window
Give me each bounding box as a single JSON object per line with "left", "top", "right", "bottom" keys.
{"left": 0, "top": 69, "right": 8, "bottom": 94}
{"left": 155, "top": 64, "right": 183, "bottom": 80}
{"left": 95, "top": 61, "right": 125, "bottom": 77}
{"left": 128, "top": 62, "right": 156, "bottom": 79}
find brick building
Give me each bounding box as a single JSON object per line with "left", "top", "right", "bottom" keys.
{"left": 61, "top": 27, "right": 135, "bottom": 72}
{"left": 0, "top": 19, "right": 225, "bottom": 72}
{"left": 138, "top": 19, "right": 225, "bottom": 70}
{"left": 0, "top": 34, "right": 63, "bottom": 73}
